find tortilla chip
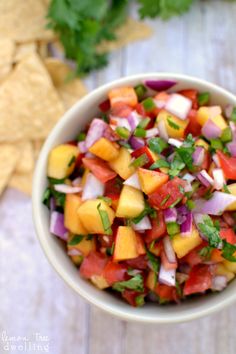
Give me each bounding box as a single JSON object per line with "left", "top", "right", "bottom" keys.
{"left": 97, "top": 18, "right": 153, "bottom": 53}
{"left": 0, "top": 0, "right": 54, "bottom": 42}
{"left": 44, "top": 58, "right": 88, "bottom": 109}
{"left": 0, "top": 53, "right": 64, "bottom": 142}
{"left": 0, "top": 144, "right": 19, "bottom": 195}
{"left": 14, "top": 42, "right": 37, "bottom": 62}
{"left": 38, "top": 41, "right": 49, "bottom": 59}
{"left": 15, "top": 141, "right": 34, "bottom": 174}
{"left": 8, "top": 171, "right": 33, "bottom": 196}
{"left": 33, "top": 140, "right": 44, "bottom": 161}
{"left": 0, "top": 39, "right": 15, "bottom": 82}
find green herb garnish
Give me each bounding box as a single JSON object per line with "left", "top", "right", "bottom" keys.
{"left": 142, "top": 97, "right": 156, "bottom": 112}
{"left": 97, "top": 196, "right": 113, "bottom": 206}
{"left": 135, "top": 294, "right": 145, "bottom": 307}
{"left": 149, "top": 159, "right": 170, "bottom": 170}
{"left": 48, "top": 177, "right": 66, "bottom": 185}
{"left": 148, "top": 137, "right": 168, "bottom": 154}
{"left": 146, "top": 249, "right": 160, "bottom": 273}
{"left": 231, "top": 107, "right": 236, "bottom": 123}
{"left": 137, "top": 117, "right": 151, "bottom": 129}
{"left": 130, "top": 154, "right": 149, "bottom": 168}
{"left": 160, "top": 194, "right": 170, "bottom": 206}
{"left": 134, "top": 127, "right": 146, "bottom": 137}
{"left": 112, "top": 274, "right": 144, "bottom": 292}
{"left": 198, "top": 92, "right": 210, "bottom": 106}
{"left": 77, "top": 132, "right": 86, "bottom": 142}
{"left": 68, "top": 235, "right": 84, "bottom": 245}
{"left": 115, "top": 126, "right": 130, "bottom": 139}
{"left": 222, "top": 241, "right": 236, "bottom": 262}
{"left": 198, "top": 246, "right": 213, "bottom": 259}
{"left": 166, "top": 221, "right": 180, "bottom": 236}
{"left": 97, "top": 203, "right": 112, "bottom": 235}
{"left": 197, "top": 215, "right": 222, "bottom": 248}
{"left": 167, "top": 117, "right": 180, "bottom": 130}
{"left": 223, "top": 184, "right": 231, "bottom": 194}
{"left": 132, "top": 202, "right": 156, "bottom": 224}
{"left": 221, "top": 127, "right": 232, "bottom": 143}
{"left": 68, "top": 155, "right": 76, "bottom": 167}
{"left": 134, "top": 84, "right": 147, "bottom": 101}
{"left": 169, "top": 197, "right": 182, "bottom": 208}
{"left": 42, "top": 188, "right": 51, "bottom": 208}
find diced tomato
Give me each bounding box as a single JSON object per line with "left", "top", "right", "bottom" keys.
{"left": 183, "top": 265, "right": 212, "bottom": 296}
{"left": 145, "top": 211, "right": 166, "bottom": 242}
{"left": 181, "top": 242, "right": 206, "bottom": 267}
{"left": 67, "top": 140, "right": 78, "bottom": 146}
{"left": 98, "top": 234, "right": 114, "bottom": 248}
{"left": 122, "top": 290, "right": 143, "bottom": 307}
{"left": 154, "top": 284, "right": 178, "bottom": 302}
{"left": 201, "top": 150, "right": 210, "bottom": 170}
{"left": 178, "top": 89, "right": 198, "bottom": 109}
{"left": 217, "top": 151, "right": 236, "bottom": 180}
{"left": 161, "top": 251, "right": 177, "bottom": 270}
{"left": 110, "top": 102, "right": 133, "bottom": 118}
{"left": 102, "top": 261, "right": 127, "bottom": 286}
{"left": 148, "top": 177, "right": 186, "bottom": 209}
{"left": 222, "top": 212, "right": 235, "bottom": 227}
{"left": 124, "top": 255, "right": 148, "bottom": 270}
{"left": 105, "top": 177, "right": 122, "bottom": 209}
{"left": 135, "top": 233, "right": 146, "bottom": 255}
{"left": 210, "top": 249, "right": 223, "bottom": 263}
{"left": 135, "top": 102, "right": 146, "bottom": 116}
{"left": 185, "top": 109, "right": 202, "bottom": 136}
{"left": 108, "top": 87, "right": 138, "bottom": 108}
{"left": 220, "top": 228, "right": 236, "bottom": 245}
{"left": 82, "top": 157, "right": 117, "bottom": 183}
{"left": 131, "top": 146, "right": 156, "bottom": 168}
{"left": 99, "top": 99, "right": 110, "bottom": 112}
{"left": 80, "top": 252, "right": 108, "bottom": 279}
{"left": 148, "top": 240, "right": 163, "bottom": 256}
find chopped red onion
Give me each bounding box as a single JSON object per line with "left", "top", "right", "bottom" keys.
{"left": 123, "top": 172, "right": 141, "bottom": 190}
{"left": 168, "top": 138, "right": 183, "bottom": 148}
{"left": 132, "top": 216, "right": 152, "bottom": 231}
{"left": 110, "top": 116, "right": 131, "bottom": 131}
{"left": 193, "top": 213, "right": 208, "bottom": 240}
{"left": 212, "top": 154, "right": 220, "bottom": 167}
{"left": 180, "top": 212, "right": 193, "bottom": 237}
{"left": 144, "top": 79, "right": 177, "bottom": 91}
{"left": 85, "top": 118, "right": 107, "bottom": 149}
{"left": 227, "top": 141, "right": 236, "bottom": 157}
{"left": 211, "top": 275, "right": 227, "bottom": 291}
{"left": 184, "top": 182, "right": 193, "bottom": 193}
{"left": 72, "top": 177, "right": 82, "bottom": 186}
{"left": 164, "top": 208, "right": 177, "bottom": 223}
{"left": 163, "top": 236, "right": 176, "bottom": 263}
{"left": 85, "top": 152, "right": 95, "bottom": 158}
{"left": 129, "top": 136, "right": 145, "bottom": 149}
{"left": 201, "top": 119, "right": 221, "bottom": 139}
{"left": 177, "top": 205, "right": 188, "bottom": 224}
{"left": 167, "top": 152, "right": 175, "bottom": 163}
{"left": 192, "top": 146, "right": 205, "bottom": 166}
{"left": 127, "top": 111, "right": 141, "bottom": 132}
{"left": 193, "top": 192, "right": 236, "bottom": 215}
{"left": 68, "top": 249, "right": 82, "bottom": 256}
{"left": 157, "top": 120, "right": 169, "bottom": 141}
{"left": 78, "top": 141, "right": 87, "bottom": 153}
{"left": 212, "top": 168, "right": 225, "bottom": 190}
{"left": 82, "top": 173, "right": 105, "bottom": 201}
{"left": 50, "top": 197, "right": 56, "bottom": 212}
{"left": 165, "top": 94, "right": 192, "bottom": 120}
{"left": 54, "top": 184, "right": 82, "bottom": 194}
{"left": 50, "top": 211, "right": 68, "bottom": 241}
{"left": 225, "top": 104, "right": 234, "bottom": 119}
{"left": 146, "top": 128, "right": 159, "bottom": 138}
{"left": 159, "top": 264, "right": 176, "bottom": 287}
{"left": 197, "top": 170, "right": 214, "bottom": 187}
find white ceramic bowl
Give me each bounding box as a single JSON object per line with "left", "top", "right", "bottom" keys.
{"left": 33, "top": 73, "right": 236, "bottom": 323}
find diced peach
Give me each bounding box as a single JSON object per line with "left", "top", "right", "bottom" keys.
{"left": 113, "top": 226, "right": 138, "bottom": 261}
{"left": 116, "top": 185, "right": 145, "bottom": 218}
{"left": 89, "top": 137, "right": 119, "bottom": 161}
{"left": 156, "top": 110, "right": 189, "bottom": 139}
{"left": 138, "top": 168, "right": 169, "bottom": 195}
{"left": 109, "top": 147, "right": 135, "bottom": 180}
{"left": 108, "top": 86, "right": 138, "bottom": 108}
{"left": 135, "top": 233, "right": 146, "bottom": 255}
{"left": 64, "top": 194, "right": 87, "bottom": 235}
{"left": 47, "top": 144, "right": 79, "bottom": 179}
{"left": 171, "top": 228, "right": 202, "bottom": 258}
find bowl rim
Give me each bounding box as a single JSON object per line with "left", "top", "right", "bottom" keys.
{"left": 32, "top": 72, "right": 236, "bottom": 323}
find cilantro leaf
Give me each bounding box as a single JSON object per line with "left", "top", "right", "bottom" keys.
{"left": 146, "top": 249, "right": 160, "bottom": 273}
{"left": 222, "top": 242, "right": 236, "bottom": 262}
{"left": 132, "top": 202, "right": 156, "bottom": 224}
{"left": 137, "top": 0, "right": 193, "bottom": 20}
{"left": 167, "top": 117, "right": 180, "bottom": 130}
{"left": 68, "top": 235, "right": 84, "bottom": 245}
{"left": 150, "top": 159, "right": 170, "bottom": 170}
{"left": 112, "top": 274, "right": 144, "bottom": 292}
{"left": 148, "top": 137, "right": 168, "bottom": 154}
{"left": 97, "top": 203, "right": 112, "bottom": 235}
{"left": 197, "top": 215, "right": 222, "bottom": 248}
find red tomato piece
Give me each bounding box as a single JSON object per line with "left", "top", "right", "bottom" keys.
{"left": 145, "top": 211, "right": 166, "bottom": 242}
{"left": 102, "top": 261, "right": 127, "bottom": 286}
{"left": 135, "top": 233, "right": 146, "bottom": 256}
{"left": 185, "top": 109, "right": 202, "bottom": 136}
{"left": 80, "top": 252, "right": 108, "bottom": 279}
{"left": 122, "top": 290, "right": 142, "bottom": 307}
{"left": 161, "top": 251, "right": 177, "bottom": 270}
{"left": 183, "top": 265, "right": 212, "bottom": 296}
{"left": 110, "top": 102, "right": 133, "bottom": 118}
{"left": 99, "top": 99, "right": 110, "bottom": 112}
{"left": 148, "top": 177, "right": 186, "bottom": 209}
{"left": 131, "top": 146, "right": 156, "bottom": 168}
{"left": 217, "top": 151, "right": 236, "bottom": 180}
{"left": 178, "top": 89, "right": 198, "bottom": 109}
{"left": 154, "top": 284, "right": 178, "bottom": 302}
{"left": 82, "top": 157, "right": 117, "bottom": 183}
{"left": 181, "top": 242, "right": 207, "bottom": 267}
{"left": 124, "top": 255, "right": 148, "bottom": 270}
{"left": 220, "top": 228, "right": 236, "bottom": 245}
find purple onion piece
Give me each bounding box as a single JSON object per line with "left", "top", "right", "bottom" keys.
{"left": 227, "top": 141, "right": 236, "bottom": 157}
{"left": 192, "top": 146, "right": 205, "bottom": 166}
{"left": 201, "top": 119, "right": 221, "bottom": 139}
{"left": 144, "top": 80, "right": 177, "bottom": 91}
{"left": 78, "top": 141, "right": 87, "bottom": 153}
{"left": 164, "top": 208, "right": 177, "bottom": 223}
{"left": 50, "top": 211, "right": 68, "bottom": 241}
{"left": 129, "top": 136, "right": 145, "bottom": 150}
{"left": 180, "top": 212, "right": 193, "bottom": 237}
{"left": 193, "top": 192, "right": 236, "bottom": 215}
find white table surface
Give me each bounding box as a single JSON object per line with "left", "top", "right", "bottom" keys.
{"left": 1, "top": 1, "right": 236, "bottom": 353}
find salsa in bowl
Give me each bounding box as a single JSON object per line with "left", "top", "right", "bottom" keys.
{"left": 33, "top": 74, "right": 236, "bottom": 322}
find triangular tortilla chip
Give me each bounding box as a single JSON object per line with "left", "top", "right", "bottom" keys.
{"left": 0, "top": 144, "right": 19, "bottom": 195}
{"left": 0, "top": 39, "right": 15, "bottom": 82}
{"left": 14, "top": 42, "right": 37, "bottom": 62}
{"left": 8, "top": 171, "right": 33, "bottom": 196}
{"left": 0, "top": 53, "right": 64, "bottom": 142}
{"left": 15, "top": 141, "right": 34, "bottom": 174}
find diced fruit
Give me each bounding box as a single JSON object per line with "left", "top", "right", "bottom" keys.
{"left": 183, "top": 265, "right": 212, "bottom": 295}
{"left": 104, "top": 177, "right": 122, "bottom": 210}
{"left": 80, "top": 252, "right": 108, "bottom": 279}
{"left": 91, "top": 275, "right": 109, "bottom": 289}
{"left": 154, "top": 284, "right": 178, "bottom": 302}
{"left": 108, "top": 86, "right": 138, "bottom": 108}
{"left": 69, "top": 255, "right": 83, "bottom": 266}
{"left": 148, "top": 240, "right": 162, "bottom": 256}
{"left": 210, "top": 249, "right": 223, "bottom": 263}
{"left": 226, "top": 183, "right": 236, "bottom": 211}
{"left": 116, "top": 185, "right": 145, "bottom": 218}
{"left": 223, "top": 260, "right": 236, "bottom": 273}
{"left": 77, "top": 199, "right": 115, "bottom": 234}
{"left": 64, "top": 194, "right": 87, "bottom": 235}
{"left": 109, "top": 147, "right": 135, "bottom": 180}
{"left": 83, "top": 157, "right": 117, "bottom": 183}
{"left": 122, "top": 290, "right": 144, "bottom": 307}
{"left": 146, "top": 270, "right": 157, "bottom": 291}
{"left": 220, "top": 228, "right": 236, "bottom": 245}
{"left": 113, "top": 226, "right": 139, "bottom": 261}
{"left": 81, "top": 168, "right": 90, "bottom": 186}
{"left": 47, "top": 144, "right": 79, "bottom": 179}
{"left": 148, "top": 177, "right": 185, "bottom": 209}
{"left": 195, "top": 138, "right": 209, "bottom": 151}
{"left": 145, "top": 212, "right": 166, "bottom": 242}
{"left": 156, "top": 110, "right": 189, "bottom": 139}
{"left": 89, "top": 137, "right": 119, "bottom": 161}
{"left": 125, "top": 255, "right": 148, "bottom": 270}
{"left": 211, "top": 115, "right": 227, "bottom": 130}
{"left": 102, "top": 261, "right": 127, "bottom": 285}
{"left": 135, "top": 233, "right": 146, "bottom": 255}
{"left": 131, "top": 146, "right": 157, "bottom": 169}
{"left": 161, "top": 250, "right": 177, "bottom": 270}
{"left": 137, "top": 168, "right": 169, "bottom": 194}
{"left": 216, "top": 263, "right": 235, "bottom": 281}
{"left": 67, "top": 234, "right": 96, "bottom": 257}
{"left": 171, "top": 227, "right": 202, "bottom": 258}
{"left": 196, "top": 106, "right": 222, "bottom": 126}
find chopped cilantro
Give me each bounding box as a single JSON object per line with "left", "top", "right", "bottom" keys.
{"left": 198, "top": 246, "right": 213, "bottom": 259}
{"left": 160, "top": 194, "right": 170, "bottom": 206}
{"left": 138, "top": 117, "right": 151, "bottom": 129}
{"left": 106, "top": 242, "right": 115, "bottom": 256}
{"left": 149, "top": 159, "right": 170, "bottom": 170}
{"left": 68, "top": 155, "right": 76, "bottom": 167}
{"left": 119, "top": 141, "right": 132, "bottom": 149}
{"left": 142, "top": 97, "right": 156, "bottom": 112}
{"left": 101, "top": 113, "right": 109, "bottom": 123}
{"left": 198, "top": 92, "right": 210, "bottom": 106}
{"left": 132, "top": 202, "right": 156, "bottom": 224}
{"left": 42, "top": 188, "right": 51, "bottom": 208}
{"left": 134, "top": 127, "right": 146, "bottom": 137}
{"left": 167, "top": 117, "right": 180, "bottom": 130}
{"left": 97, "top": 196, "right": 112, "bottom": 206}
{"left": 222, "top": 241, "right": 236, "bottom": 262}
{"left": 134, "top": 84, "right": 147, "bottom": 101}
{"left": 130, "top": 154, "right": 149, "bottom": 168}
{"left": 48, "top": 177, "right": 66, "bottom": 185}
{"left": 135, "top": 294, "right": 145, "bottom": 307}
{"left": 186, "top": 199, "right": 195, "bottom": 210}
{"left": 148, "top": 137, "right": 168, "bottom": 154}
{"left": 146, "top": 249, "right": 160, "bottom": 273}
{"left": 231, "top": 107, "right": 236, "bottom": 123}
{"left": 223, "top": 184, "right": 231, "bottom": 194}
{"left": 112, "top": 274, "right": 144, "bottom": 292}
{"left": 68, "top": 235, "right": 83, "bottom": 245}
{"left": 197, "top": 215, "right": 222, "bottom": 248}
{"left": 77, "top": 132, "right": 86, "bottom": 142}
{"left": 97, "top": 203, "right": 112, "bottom": 235}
